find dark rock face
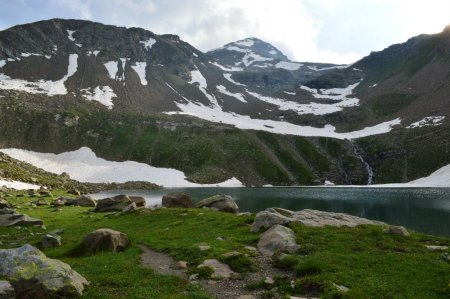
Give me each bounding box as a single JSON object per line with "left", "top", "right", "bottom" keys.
{"left": 162, "top": 192, "right": 194, "bottom": 208}
{"left": 81, "top": 228, "right": 130, "bottom": 253}
{"left": 129, "top": 196, "right": 145, "bottom": 207}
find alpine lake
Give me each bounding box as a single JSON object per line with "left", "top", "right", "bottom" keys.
{"left": 89, "top": 187, "right": 450, "bottom": 236}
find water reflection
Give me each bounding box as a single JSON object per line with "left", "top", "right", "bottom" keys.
{"left": 89, "top": 187, "right": 450, "bottom": 236}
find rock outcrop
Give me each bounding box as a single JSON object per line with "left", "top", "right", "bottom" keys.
{"left": 0, "top": 245, "right": 89, "bottom": 298}
{"left": 95, "top": 195, "right": 132, "bottom": 212}
{"left": 0, "top": 214, "right": 43, "bottom": 227}
{"left": 198, "top": 259, "right": 235, "bottom": 279}
{"left": 67, "top": 195, "right": 97, "bottom": 207}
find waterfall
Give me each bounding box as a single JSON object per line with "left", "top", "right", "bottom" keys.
{"left": 349, "top": 139, "right": 374, "bottom": 185}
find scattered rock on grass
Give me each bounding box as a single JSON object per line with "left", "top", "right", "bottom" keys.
{"left": 81, "top": 228, "right": 130, "bottom": 253}
{"left": 0, "top": 208, "right": 16, "bottom": 215}
{"left": 195, "top": 195, "right": 239, "bottom": 213}
{"left": 257, "top": 224, "right": 299, "bottom": 257}
{"left": 0, "top": 214, "right": 43, "bottom": 227}
{"left": 0, "top": 244, "right": 89, "bottom": 298}
{"left": 0, "top": 199, "right": 10, "bottom": 209}
{"left": 162, "top": 192, "right": 194, "bottom": 208}
{"left": 251, "top": 210, "right": 291, "bottom": 232}
{"left": 122, "top": 202, "right": 138, "bottom": 213}
{"left": 198, "top": 259, "right": 235, "bottom": 279}
{"left": 425, "top": 245, "right": 448, "bottom": 251}
{"left": 41, "top": 234, "right": 62, "bottom": 248}
{"left": 384, "top": 225, "right": 410, "bottom": 237}
{"left": 68, "top": 195, "right": 97, "bottom": 207}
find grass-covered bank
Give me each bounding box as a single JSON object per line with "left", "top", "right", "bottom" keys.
{"left": 1, "top": 191, "right": 449, "bottom": 298}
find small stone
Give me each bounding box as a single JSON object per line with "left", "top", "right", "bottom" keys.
{"left": 216, "top": 237, "right": 224, "bottom": 241}
{"left": 333, "top": 283, "right": 349, "bottom": 293}
{"left": 244, "top": 246, "right": 258, "bottom": 253}
{"left": 122, "top": 202, "right": 138, "bottom": 213}
{"left": 425, "top": 245, "right": 448, "bottom": 251}
{"left": 264, "top": 277, "right": 274, "bottom": 285}
{"left": 189, "top": 273, "right": 199, "bottom": 281}
{"left": 178, "top": 261, "right": 188, "bottom": 269}
{"left": 199, "top": 245, "right": 211, "bottom": 251}
{"left": 41, "top": 234, "right": 62, "bottom": 248}
{"left": 236, "top": 296, "right": 255, "bottom": 299}
{"left": 67, "top": 189, "right": 81, "bottom": 196}
{"left": 384, "top": 225, "right": 410, "bottom": 237}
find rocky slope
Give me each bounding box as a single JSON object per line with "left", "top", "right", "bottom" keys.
{"left": 0, "top": 19, "right": 449, "bottom": 185}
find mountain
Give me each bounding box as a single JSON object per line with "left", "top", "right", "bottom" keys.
{"left": 0, "top": 18, "right": 449, "bottom": 186}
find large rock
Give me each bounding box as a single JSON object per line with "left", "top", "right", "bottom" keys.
{"left": 251, "top": 210, "right": 292, "bottom": 232}
{"left": 129, "top": 196, "right": 146, "bottom": 207}
{"left": 95, "top": 195, "right": 131, "bottom": 212}
{"left": 198, "top": 259, "right": 235, "bottom": 279}
{"left": 0, "top": 214, "right": 43, "bottom": 227}
{"left": 257, "top": 224, "right": 299, "bottom": 256}
{"left": 162, "top": 192, "right": 193, "bottom": 208}
{"left": 195, "top": 195, "right": 239, "bottom": 213}
{"left": 0, "top": 280, "right": 15, "bottom": 299}
{"left": 0, "top": 244, "right": 89, "bottom": 298}
{"left": 384, "top": 225, "right": 410, "bottom": 237}
{"left": 68, "top": 195, "right": 97, "bottom": 207}
{"left": 81, "top": 228, "right": 130, "bottom": 253}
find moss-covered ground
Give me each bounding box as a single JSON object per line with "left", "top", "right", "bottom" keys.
{"left": 0, "top": 192, "right": 449, "bottom": 298}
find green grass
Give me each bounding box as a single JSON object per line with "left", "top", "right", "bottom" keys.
{"left": 1, "top": 192, "right": 449, "bottom": 298}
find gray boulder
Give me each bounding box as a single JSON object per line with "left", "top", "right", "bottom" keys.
{"left": 0, "top": 244, "right": 89, "bottom": 298}
{"left": 129, "top": 196, "right": 146, "bottom": 207}
{"left": 198, "top": 259, "right": 235, "bottom": 279}
{"left": 0, "top": 280, "right": 15, "bottom": 299}
{"left": 251, "top": 210, "right": 292, "bottom": 232}
{"left": 257, "top": 224, "right": 299, "bottom": 256}
{"left": 162, "top": 192, "right": 193, "bottom": 208}
{"left": 195, "top": 195, "right": 239, "bottom": 213}
{"left": 81, "top": 228, "right": 130, "bottom": 253}
{"left": 95, "top": 195, "right": 131, "bottom": 212}
{"left": 68, "top": 195, "right": 97, "bottom": 207}
{"left": 41, "top": 234, "right": 62, "bottom": 248}
{"left": 122, "top": 202, "right": 139, "bottom": 213}
{"left": 0, "top": 214, "right": 43, "bottom": 227}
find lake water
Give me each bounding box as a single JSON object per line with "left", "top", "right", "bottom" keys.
{"left": 89, "top": 187, "right": 450, "bottom": 236}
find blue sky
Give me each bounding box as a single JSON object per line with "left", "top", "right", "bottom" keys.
{"left": 1, "top": 0, "right": 449, "bottom": 63}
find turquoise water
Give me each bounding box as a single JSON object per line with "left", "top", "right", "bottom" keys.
{"left": 89, "top": 187, "right": 450, "bottom": 236}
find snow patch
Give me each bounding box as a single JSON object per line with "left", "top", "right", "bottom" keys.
{"left": 0, "top": 60, "right": 5, "bottom": 68}
{"left": 211, "top": 62, "right": 242, "bottom": 72}
{"left": 284, "top": 91, "right": 296, "bottom": 95}
{"left": 307, "top": 65, "right": 349, "bottom": 71}
{"left": 75, "top": 43, "right": 82, "bottom": 48}
{"left": 216, "top": 85, "right": 246, "bottom": 103}
{"left": 269, "top": 50, "right": 277, "bottom": 55}
{"left": 0, "top": 147, "right": 243, "bottom": 188}
{"left": 131, "top": 62, "right": 147, "bottom": 85}
{"left": 247, "top": 88, "right": 359, "bottom": 116}
{"left": 406, "top": 116, "right": 445, "bottom": 128}
{"left": 140, "top": 38, "right": 156, "bottom": 50}
{"left": 241, "top": 52, "right": 273, "bottom": 67}
{"left": 88, "top": 50, "right": 100, "bottom": 56}
{"left": 81, "top": 86, "right": 116, "bottom": 109}
{"left": 0, "top": 179, "right": 40, "bottom": 190}
{"left": 166, "top": 99, "right": 400, "bottom": 139}
{"left": 235, "top": 39, "right": 255, "bottom": 47}
{"left": 0, "top": 54, "right": 78, "bottom": 95}
{"left": 300, "top": 82, "right": 360, "bottom": 101}
{"left": 275, "top": 61, "right": 303, "bottom": 70}
{"left": 104, "top": 61, "right": 118, "bottom": 79}
{"left": 67, "top": 30, "right": 76, "bottom": 42}
{"left": 189, "top": 68, "right": 218, "bottom": 106}
{"left": 223, "top": 73, "right": 246, "bottom": 86}
{"left": 225, "top": 46, "right": 248, "bottom": 53}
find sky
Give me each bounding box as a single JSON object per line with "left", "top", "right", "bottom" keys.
{"left": 0, "top": 0, "right": 449, "bottom": 64}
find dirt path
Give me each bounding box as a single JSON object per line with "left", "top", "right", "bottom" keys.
{"left": 139, "top": 244, "right": 293, "bottom": 299}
